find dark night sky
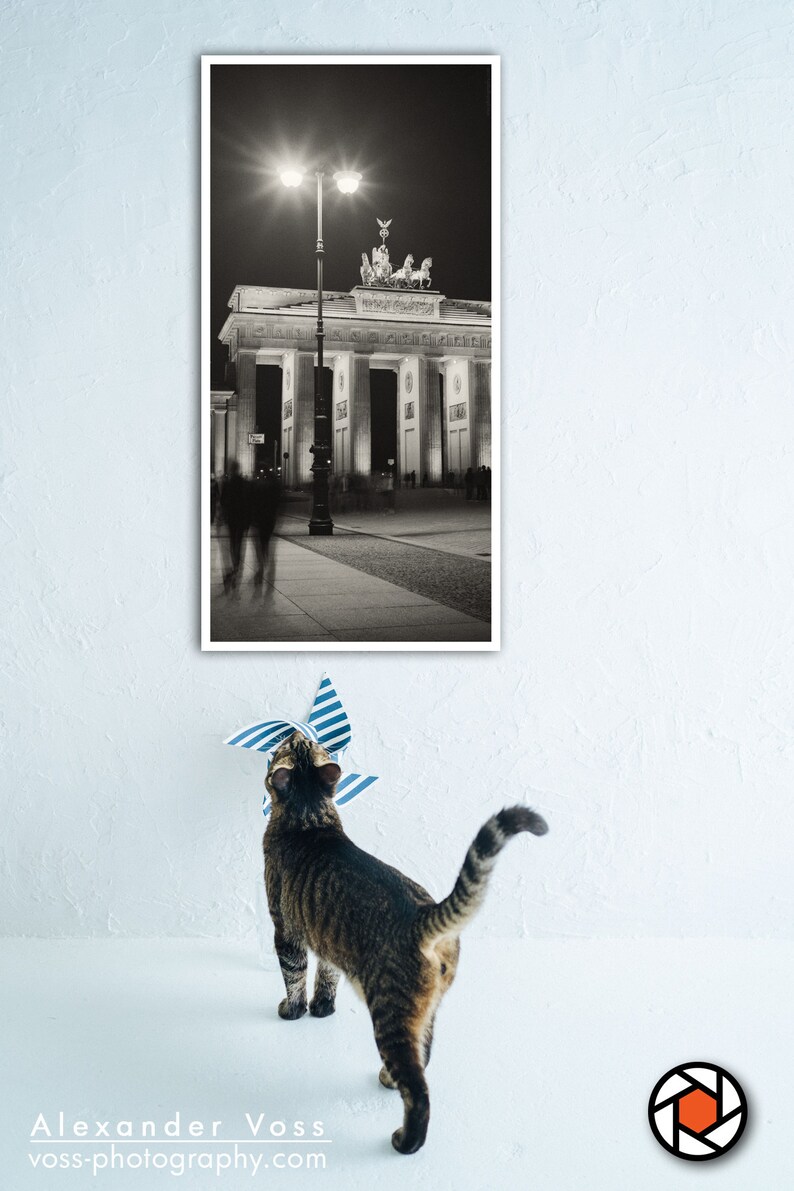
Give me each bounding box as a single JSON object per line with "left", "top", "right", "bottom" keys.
{"left": 210, "top": 63, "right": 492, "bottom": 385}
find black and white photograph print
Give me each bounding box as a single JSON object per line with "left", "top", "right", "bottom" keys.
{"left": 201, "top": 55, "right": 499, "bottom": 651}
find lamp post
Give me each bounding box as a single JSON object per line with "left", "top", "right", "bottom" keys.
{"left": 281, "top": 166, "right": 362, "bottom": 535}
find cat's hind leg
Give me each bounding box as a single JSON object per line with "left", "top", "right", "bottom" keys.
{"left": 378, "top": 1001, "right": 437, "bottom": 1089}
{"left": 309, "top": 959, "right": 339, "bottom": 1018}
{"left": 274, "top": 926, "right": 308, "bottom": 1020}
{"left": 379, "top": 1009, "right": 435, "bottom": 1088}
{"left": 374, "top": 1021, "right": 430, "bottom": 1154}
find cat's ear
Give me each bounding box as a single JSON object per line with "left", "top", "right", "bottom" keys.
{"left": 316, "top": 762, "right": 341, "bottom": 790}
{"left": 269, "top": 767, "right": 292, "bottom": 792}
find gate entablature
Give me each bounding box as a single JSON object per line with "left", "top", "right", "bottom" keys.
{"left": 216, "top": 282, "right": 491, "bottom": 484}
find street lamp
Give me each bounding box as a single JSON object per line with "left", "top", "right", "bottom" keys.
{"left": 280, "top": 166, "right": 362, "bottom": 535}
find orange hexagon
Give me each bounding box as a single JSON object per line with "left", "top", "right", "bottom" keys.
{"left": 678, "top": 1088, "right": 718, "bottom": 1134}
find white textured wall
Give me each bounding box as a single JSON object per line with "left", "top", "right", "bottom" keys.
{"left": 2, "top": 1, "right": 792, "bottom": 939}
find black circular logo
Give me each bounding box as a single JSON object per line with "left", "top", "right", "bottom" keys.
{"left": 648, "top": 1062, "right": 748, "bottom": 1161}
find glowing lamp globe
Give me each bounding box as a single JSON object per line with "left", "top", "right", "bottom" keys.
{"left": 280, "top": 169, "right": 304, "bottom": 188}
{"left": 334, "top": 170, "right": 362, "bottom": 194}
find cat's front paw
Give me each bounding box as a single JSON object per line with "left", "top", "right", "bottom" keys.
{"left": 309, "top": 996, "right": 335, "bottom": 1018}
{"left": 278, "top": 997, "right": 307, "bottom": 1020}
{"left": 379, "top": 1065, "right": 397, "bottom": 1089}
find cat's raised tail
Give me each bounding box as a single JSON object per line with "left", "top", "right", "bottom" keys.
{"left": 415, "top": 806, "right": 548, "bottom": 945}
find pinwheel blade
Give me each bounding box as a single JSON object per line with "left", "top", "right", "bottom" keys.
{"left": 306, "top": 674, "right": 352, "bottom": 755}
{"left": 224, "top": 718, "right": 316, "bottom": 753}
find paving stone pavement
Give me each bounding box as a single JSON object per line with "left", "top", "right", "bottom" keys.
{"left": 283, "top": 488, "right": 492, "bottom": 559}
{"left": 209, "top": 532, "right": 492, "bottom": 645}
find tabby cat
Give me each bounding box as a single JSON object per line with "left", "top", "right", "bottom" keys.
{"left": 263, "top": 731, "right": 548, "bottom": 1155}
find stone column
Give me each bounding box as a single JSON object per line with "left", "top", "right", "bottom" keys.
{"left": 398, "top": 357, "right": 420, "bottom": 479}
{"left": 331, "top": 354, "right": 350, "bottom": 474}
{"left": 469, "top": 360, "right": 492, "bottom": 468}
{"left": 226, "top": 395, "right": 238, "bottom": 475}
{"left": 212, "top": 406, "right": 227, "bottom": 476}
{"left": 418, "top": 357, "right": 442, "bottom": 483}
{"left": 443, "top": 360, "right": 471, "bottom": 476}
{"left": 293, "top": 351, "right": 315, "bottom": 486}
{"left": 235, "top": 350, "right": 257, "bottom": 476}
{"left": 280, "top": 352, "right": 295, "bottom": 487}
{"left": 349, "top": 355, "right": 372, "bottom": 475}
{"left": 210, "top": 411, "right": 215, "bottom": 479}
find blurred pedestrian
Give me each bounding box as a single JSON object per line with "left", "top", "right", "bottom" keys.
{"left": 381, "top": 469, "right": 396, "bottom": 513}
{"left": 250, "top": 473, "right": 282, "bottom": 589}
{"left": 210, "top": 474, "right": 219, "bottom": 525}
{"left": 464, "top": 467, "right": 475, "bottom": 500}
{"left": 220, "top": 460, "right": 249, "bottom": 591}
{"left": 410, "top": 469, "right": 416, "bottom": 489}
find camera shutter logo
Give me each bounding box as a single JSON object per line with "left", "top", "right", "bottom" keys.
{"left": 648, "top": 1063, "right": 748, "bottom": 1161}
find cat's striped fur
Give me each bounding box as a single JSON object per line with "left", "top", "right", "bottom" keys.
{"left": 262, "top": 732, "right": 548, "bottom": 1155}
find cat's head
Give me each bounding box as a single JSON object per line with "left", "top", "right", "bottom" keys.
{"left": 265, "top": 731, "right": 341, "bottom": 820}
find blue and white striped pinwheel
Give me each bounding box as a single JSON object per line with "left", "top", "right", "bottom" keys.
{"left": 224, "top": 674, "right": 379, "bottom": 816}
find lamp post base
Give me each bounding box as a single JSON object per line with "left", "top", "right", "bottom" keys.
{"left": 308, "top": 453, "right": 333, "bottom": 535}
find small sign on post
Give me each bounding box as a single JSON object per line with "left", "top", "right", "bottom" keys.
{"left": 248, "top": 433, "right": 265, "bottom": 444}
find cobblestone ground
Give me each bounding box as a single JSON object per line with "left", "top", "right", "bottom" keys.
{"left": 281, "top": 487, "right": 492, "bottom": 560}
{"left": 275, "top": 520, "right": 491, "bottom": 622}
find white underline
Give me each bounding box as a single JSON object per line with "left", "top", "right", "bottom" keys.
{"left": 29, "top": 1140, "right": 332, "bottom": 1145}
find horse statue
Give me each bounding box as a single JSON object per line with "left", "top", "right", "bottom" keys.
{"left": 360, "top": 252, "right": 375, "bottom": 287}
{"left": 359, "top": 242, "right": 431, "bottom": 290}
{"left": 392, "top": 254, "right": 414, "bottom": 287}
{"left": 410, "top": 257, "right": 432, "bottom": 289}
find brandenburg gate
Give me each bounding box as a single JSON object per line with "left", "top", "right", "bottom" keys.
{"left": 211, "top": 235, "right": 492, "bottom": 486}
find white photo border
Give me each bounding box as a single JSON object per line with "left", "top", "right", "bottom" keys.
{"left": 200, "top": 53, "right": 500, "bottom": 652}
